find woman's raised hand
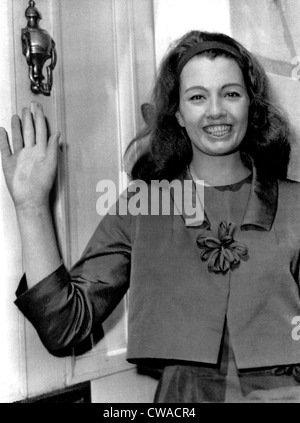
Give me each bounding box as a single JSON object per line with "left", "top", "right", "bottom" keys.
{"left": 0, "top": 102, "right": 60, "bottom": 210}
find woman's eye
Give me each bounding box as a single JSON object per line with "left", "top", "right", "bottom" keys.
{"left": 225, "top": 91, "right": 241, "bottom": 98}
{"left": 190, "top": 94, "right": 205, "bottom": 101}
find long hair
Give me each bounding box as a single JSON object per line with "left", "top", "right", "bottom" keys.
{"left": 125, "top": 30, "right": 292, "bottom": 182}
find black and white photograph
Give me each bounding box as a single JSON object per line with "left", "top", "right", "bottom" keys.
{"left": 1, "top": 0, "right": 300, "bottom": 406}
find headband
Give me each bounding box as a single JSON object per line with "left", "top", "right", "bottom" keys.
{"left": 177, "top": 41, "right": 242, "bottom": 77}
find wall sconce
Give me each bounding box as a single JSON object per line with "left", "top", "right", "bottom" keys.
{"left": 21, "top": 1, "right": 57, "bottom": 96}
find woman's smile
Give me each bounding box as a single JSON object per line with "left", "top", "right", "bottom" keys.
{"left": 202, "top": 124, "right": 233, "bottom": 137}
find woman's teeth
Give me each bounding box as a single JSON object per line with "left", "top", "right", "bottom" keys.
{"left": 203, "top": 125, "right": 232, "bottom": 137}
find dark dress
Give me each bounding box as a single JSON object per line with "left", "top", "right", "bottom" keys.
{"left": 154, "top": 175, "right": 300, "bottom": 403}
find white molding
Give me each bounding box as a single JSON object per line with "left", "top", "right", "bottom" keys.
{"left": 112, "top": 0, "right": 138, "bottom": 192}
{"left": 49, "top": 0, "right": 72, "bottom": 270}
{"left": 66, "top": 350, "right": 135, "bottom": 386}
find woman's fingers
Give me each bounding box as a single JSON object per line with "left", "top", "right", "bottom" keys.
{"left": 22, "top": 107, "right": 35, "bottom": 147}
{"left": 0, "top": 127, "right": 12, "bottom": 161}
{"left": 1, "top": 103, "right": 55, "bottom": 159}
{"left": 11, "top": 115, "right": 24, "bottom": 152}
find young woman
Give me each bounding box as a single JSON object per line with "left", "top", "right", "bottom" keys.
{"left": 1, "top": 30, "right": 300, "bottom": 403}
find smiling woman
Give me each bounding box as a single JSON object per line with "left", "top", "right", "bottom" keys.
{"left": 128, "top": 31, "right": 291, "bottom": 184}
{"left": 1, "top": 29, "right": 300, "bottom": 403}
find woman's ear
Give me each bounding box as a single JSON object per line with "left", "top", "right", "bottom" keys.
{"left": 175, "top": 110, "right": 185, "bottom": 127}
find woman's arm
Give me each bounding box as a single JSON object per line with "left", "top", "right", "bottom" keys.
{"left": 14, "top": 205, "right": 132, "bottom": 355}
{"left": 0, "top": 102, "right": 61, "bottom": 288}
{"left": 1, "top": 103, "right": 132, "bottom": 355}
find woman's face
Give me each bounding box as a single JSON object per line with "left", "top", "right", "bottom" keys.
{"left": 176, "top": 55, "right": 250, "bottom": 158}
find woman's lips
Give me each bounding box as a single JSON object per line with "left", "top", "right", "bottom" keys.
{"left": 203, "top": 124, "right": 232, "bottom": 137}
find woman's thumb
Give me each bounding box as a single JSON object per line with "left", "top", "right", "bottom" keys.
{"left": 47, "top": 132, "right": 61, "bottom": 160}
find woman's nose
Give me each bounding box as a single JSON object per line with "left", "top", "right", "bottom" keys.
{"left": 206, "top": 96, "right": 226, "bottom": 119}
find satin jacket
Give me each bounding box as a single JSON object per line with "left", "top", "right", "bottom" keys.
{"left": 15, "top": 164, "right": 300, "bottom": 369}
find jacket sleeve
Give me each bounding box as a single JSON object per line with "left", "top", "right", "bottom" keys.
{"left": 14, "top": 204, "right": 132, "bottom": 357}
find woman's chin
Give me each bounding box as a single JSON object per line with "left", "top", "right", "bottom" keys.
{"left": 196, "top": 144, "right": 241, "bottom": 157}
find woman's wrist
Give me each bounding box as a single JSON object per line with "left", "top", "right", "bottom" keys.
{"left": 15, "top": 198, "right": 50, "bottom": 216}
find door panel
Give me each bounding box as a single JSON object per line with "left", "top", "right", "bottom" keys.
{"left": 1, "top": 0, "right": 157, "bottom": 402}
{"left": 58, "top": 0, "right": 157, "bottom": 399}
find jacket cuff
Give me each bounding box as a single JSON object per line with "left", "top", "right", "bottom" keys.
{"left": 14, "top": 264, "right": 69, "bottom": 313}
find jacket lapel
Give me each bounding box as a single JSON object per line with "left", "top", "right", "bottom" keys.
{"left": 241, "top": 164, "right": 278, "bottom": 231}
{"left": 174, "top": 160, "right": 278, "bottom": 231}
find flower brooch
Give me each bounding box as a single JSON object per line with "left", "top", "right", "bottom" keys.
{"left": 196, "top": 221, "right": 248, "bottom": 273}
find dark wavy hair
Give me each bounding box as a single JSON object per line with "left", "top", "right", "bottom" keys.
{"left": 125, "top": 30, "right": 292, "bottom": 182}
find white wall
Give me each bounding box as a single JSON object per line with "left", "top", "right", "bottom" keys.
{"left": 153, "top": 0, "right": 231, "bottom": 66}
